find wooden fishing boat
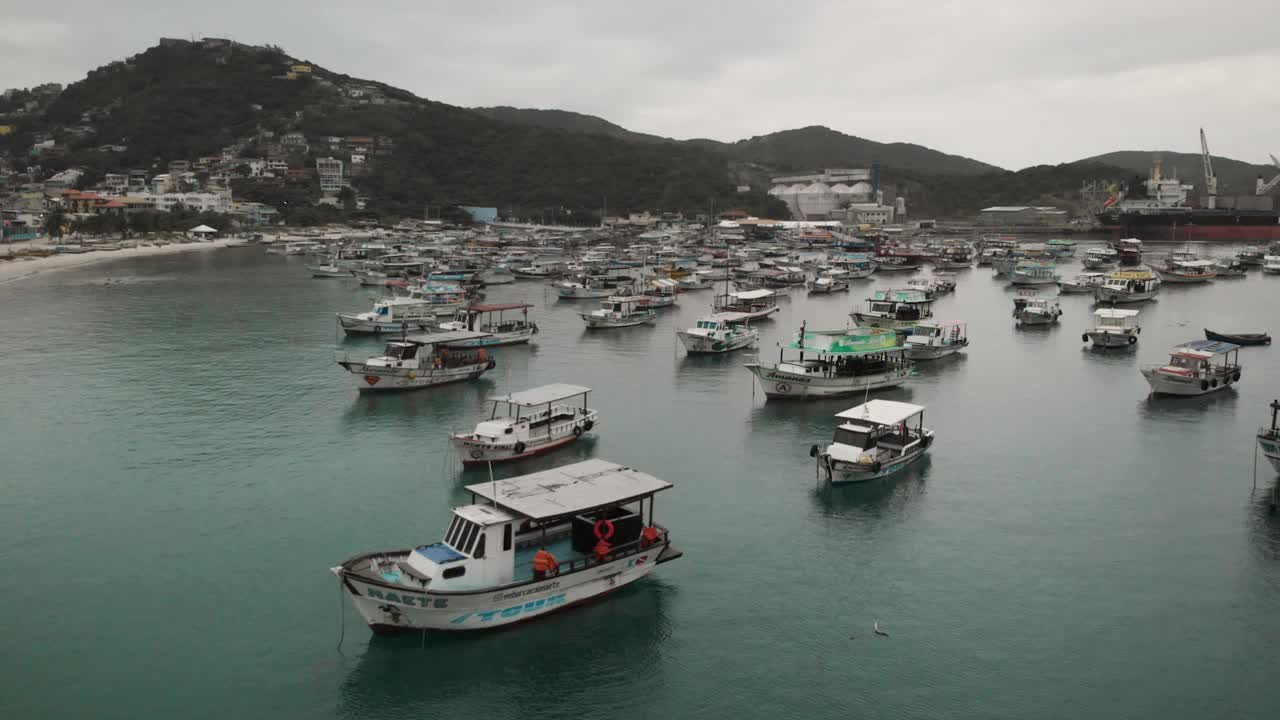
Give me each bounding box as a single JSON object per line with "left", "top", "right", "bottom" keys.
{"left": 1203, "top": 329, "right": 1271, "bottom": 346}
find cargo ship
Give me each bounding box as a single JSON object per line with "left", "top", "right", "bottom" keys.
{"left": 1097, "top": 159, "right": 1280, "bottom": 242}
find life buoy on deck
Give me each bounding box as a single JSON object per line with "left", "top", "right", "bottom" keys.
{"left": 594, "top": 518, "right": 615, "bottom": 541}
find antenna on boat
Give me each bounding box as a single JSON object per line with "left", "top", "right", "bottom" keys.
{"left": 487, "top": 459, "right": 497, "bottom": 508}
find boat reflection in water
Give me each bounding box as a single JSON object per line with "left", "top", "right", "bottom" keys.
{"left": 337, "top": 580, "right": 674, "bottom": 715}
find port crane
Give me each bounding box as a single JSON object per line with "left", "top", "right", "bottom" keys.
{"left": 1257, "top": 153, "right": 1280, "bottom": 195}
{"left": 1200, "top": 128, "right": 1218, "bottom": 209}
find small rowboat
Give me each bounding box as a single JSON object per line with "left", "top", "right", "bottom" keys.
{"left": 1204, "top": 329, "right": 1271, "bottom": 346}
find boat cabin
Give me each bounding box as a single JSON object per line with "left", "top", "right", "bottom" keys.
{"left": 862, "top": 288, "right": 934, "bottom": 322}
{"left": 388, "top": 460, "right": 674, "bottom": 592}
{"left": 451, "top": 303, "right": 536, "bottom": 333}
{"left": 714, "top": 288, "right": 779, "bottom": 315}
{"left": 825, "top": 400, "right": 929, "bottom": 463}
{"left": 775, "top": 326, "right": 910, "bottom": 378}
{"left": 1101, "top": 270, "right": 1159, "bottom": 294}
{"left": 1155, "top": 341, "right": 1241, "bottom": 380}
{"left": 472, "top": 384, "right": 595, "bottom": 445}
{"left": 1093, "top": 308, "right": 1140, "bottom": 331}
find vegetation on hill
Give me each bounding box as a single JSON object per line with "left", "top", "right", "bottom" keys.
{"left": 472, "top": 107, "right": 669, "bottom": 144}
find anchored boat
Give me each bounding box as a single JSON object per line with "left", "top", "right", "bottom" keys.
{"left": 1152, "top": 253, "right": 1216, "bottom": 283}
{"left": 335, "top": 332, "right": 497, "bottom": 392}
{"left": 1141, "top": 340, "right": 1242, "bottom": 396}
{"left": 905, "top": 321, "right": 968, "bottom": 360}
{"left": 331, "top": 459, "right": 682, "bottom": 634}
{"left": 808, "top": 276, "right": 850, "bottom": 293}
{"left": 1009, "top": 261, "right": 1061, "bottom": 286}
{"left": 450, "top": 384, "right": 597, "bottom": 465}
{"left": 1093, "top": 269, "right": 1161, "bottom": 303}
{"left": 851, "top": 288, "right": 934, "bottom": 331}
{"left": 1084, "top": 308, "right": 1141, "bottom": 348}
{"left": 1059, "top": 272, "right": 1107, "bottom": 294}
{"left": 1258, "top": 400, "right": 1280, "bottom": 474}
{"left": 810, "top": 400, "right": 934, "bottom": 484}
{"left": 555, "top": 274, "right": 627, "bottom": 300}
{"left": 437, "top": 303, "right": 539, "bottom": 347}
{"left": 1082, "top": 247, "right": 1119, "bottom": 269}
{"left": 744, "top": 324, "right": 913, "bottom": 399}
{"left": 712, "top": 288, "right": 780, "bottom": 322}
{"left": 337, "top": 284, "right": 467, "bottom": 335}
{"left": 677, "top": 313, "right": 759, "bottom": 354}
{"left": 580, "top": 296, "right": 657, "bottom": 329}
{"left": 1013, "top": 289, "right": 1062, "bottom": 326}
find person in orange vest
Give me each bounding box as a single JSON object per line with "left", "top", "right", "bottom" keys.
{"left": 532, "top": 547, "right": 559, "bottom": 579}
{"left": 640, "top": 526, "right": 660, "bottom": 548}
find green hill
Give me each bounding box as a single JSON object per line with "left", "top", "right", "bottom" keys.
{"left": 472, "top": 107, "right": 669, "bottom": 144}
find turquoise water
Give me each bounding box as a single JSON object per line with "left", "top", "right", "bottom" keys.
{"left": 2, "top": 244, "right": 1279, "bottom": 719}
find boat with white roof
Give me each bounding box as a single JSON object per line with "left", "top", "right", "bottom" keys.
{"left": 677, "top": 313, "right": 759, "bottom": 354}
{"left": 1265, "top": 255, "right": 1280, "bottom": 274}
{"left": 308, "top": 261, "right": 351, "bottom": 278}
{"left": 335, "top": 332, "right": 497, "bottom": 392}
{"left": 331, "top": 459, "right": 682, "bottom": 634}
{"left": 638, "top": 278, "right": 680, "bottom": 308}
{"left": 1012, "top": 289, "right": 1062, "bottom": 326}
{"left": 1093, "top": 269, "right": 1161, "bottom": 303}
{"left": 810, "top": 400, "right": 934, "bottom": 484}
{"left": 450, "top": 384, "right": 597, "bottom": 465}
{"left": 713, "top": 288, "right": 780, "bottom": 322}
{"left": 1082, "top": 246, "right": 1119, "bottom": 269}
{"left": 1058, "top": 272, "right": 1107, "bottom": 294}
{"left": 808, "top": 276, "right": 850, "bottom": 293}
{"left": 1009, "top": 261, "right": 1061, "bottom": 286}
{"left": 337, "top": 284, "right": 467, "bottom": 335}
{"left": 850, "top": 288, "right": 934, "bottom": 331}
{"left": 579, "top": 296, "right": 657, "bottom": 329}
{"left": 436, "top": 303, "right": 539, "bottom": 347}
{"left": 1084, "top": 308, "right": 1141, "bottom": 348}
{"left": 1141, "top": 340, "right": 1242, "bottom": 396}
{"left": 1152, "top": 253, "right": 1216, "bottom": 283}
{"left": 554, "top": 274, "right": 627, "bottom": 299}
{"left": 744, "top": 324, "right": 913, "bottom": 399}
{"left": 905, "top": 322, "right": 969, "bottom": 360}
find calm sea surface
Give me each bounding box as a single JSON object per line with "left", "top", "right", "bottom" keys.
{"left": 2, "top": 241, "right": 1279, "bottom": 719}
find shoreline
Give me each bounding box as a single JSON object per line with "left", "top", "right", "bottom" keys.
{"left": 0, "top": 238, "right": 245, "bottom": 284}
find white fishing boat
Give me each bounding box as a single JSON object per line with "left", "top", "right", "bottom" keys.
{"left": 1141, "top": 340, "right": 1242, "bottom": 396}
{"left": 1257, "top": 400, "right": 1280, "bottom": 474}
{"left": 450, "top": 384, "right": 597, "bottom": 465}
{"left": 676, "top": 271, "right": 714, "bottom": 290}
{"left": 808, "top": 276, "right": 849, "bottom": 293}
{"left": 677, "top": 313, "right": 759, "bottom": 354}
{"left": 1012, "top": 290, "right": 1062, "bottom": 326}
{"left": 873, "top": 256, "right": 922, "bottom": 272}
{"left": 335, "top": 333, "right": 497, "bottom": 392}
{"left": 810, "top": 400, "right": 934, "bottom": 483}
{"left": 281, "top": 240, "right": 321, "bottom": 255}
{"left": 850, "top": 288, "right": 934, "bottom": 331}
{"left": 1152, "top": 253, "right": 1216, "bottom": 283}
{"left": 905, "top": 322, "right": 968, "bottom": 360}
{"left": 638, "top": 279, "right": 680, "bottom": 308}
{"left": 436, "top": 303, "right": 539, "bottom": 347}
{"left": 1084, "top": 308, "right": 1141, "bottom": 348}
{"left": 1046, "top": 238, "right": 1076, "bottom": 258}
{"left": 580, "top": 296, "right": 657, "bottom": 329}
{"left": 1009, "top": 262, "right": 1061, "bottom": 286}
{"left": 1263, "top": 255, "right": 1280, "bottom": 274}
{"left": 1236, "top": 246, "right": 1266, "bottom": 266}
{"left": 1058, "top": 272, "right": 1107, "bottom": 294}
{"left": 831, "top": 254, "right": 877, "bottom": 278}
{"left": 930, "top": 273, "right": 957, "bottom": 294}
{"left": 355, "top": 269, "right": 396, "bottom": 287}
{"left": 1082, "top": 247, "right": 1119, "bottom": 269}
{"left": 1212, "top": 258, "right": 1247, "bottom": 277}
{"left": 512, "top": 264, "right": 561, "bottom": 278}
{"left": 712, "top": 288, "right": 780, "bottom": 322}
{"left": 337, "top": 284, "right": 467, "bottom": 335}
{"left": 331, "top": 459, "right": 682, "bottom": 634}
{"left": 744, "top": 325, "right": 913, "bottom": 400}
{"left": 1093, "top": 270, "right": 1161, "bottom": 303}
{"left": 308, "top": 263, "right": 351, "bottom": 278}
{"left": 554, "top": 274, "right": 626, "bottom": 300}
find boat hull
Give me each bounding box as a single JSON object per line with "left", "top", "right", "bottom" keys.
{"left": 1009, "top": 275, "right": 1059, "bottom": 285}
{"left": 557, "top": 287, "right": 617, "bottom": 299}
{"left": 823, "top": 446, "right": 929, "bottom": 484}
{"left": 335, "top": 543, "right": 678, "bottom": 633}
{"left": 1015, "top": 310, "right": 1060, "bottom": 326}
{"left": 1141, "top": 369, "right": 1239, "bottom": 396}
{"left": 1093, "top": 287, "right": 1158, "bottom": 303}
{"left": 906, "top": 342, "right": 966, "bottom": 360}
{"left": 1153, "top": 269, "right": 1215, "bottom": 283}
{"left": 580, "top": 314, "right": 656, "bottom": 329}
{"left": 745, "top": 364, "right": 911, "bottom": 399}
{"left": 340, "top": 361, "right": 493, "bottom": 392}
{"left": 850, "top": 313, "right": 925, "bottom": 331}
{"left": 451, "top": 428, "right": 589, "bottom": 465}
{"left": 677, "top": 330, "right": 757, "bottom": 354}
{"left": 442, "top": 328, "right": 537, "bottom": 348}
{"left": 338, "top": 314, "right": 441, "bottom": 334}
{"left": 1258, "top": 432, "right": 1280, "bottom": 474}
{"left": 1085, "top": 330, "right": 1137, "bottom": 347}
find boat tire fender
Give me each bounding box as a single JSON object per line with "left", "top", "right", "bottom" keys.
{"left": 1233, "top": 371, "right": 1242, "bottom": 382}
{"left": 582, "top": 420, "right": 594, "bottom": 432}
{"left": 513, "top": 441, "right": 526, "bottom": 455}
{"left": 809, "top": 444, "right": 820, "bottom": 458}
{"left": 872, "top": 460, "right": 882, "bottom": 473}
{"left": 573, "top": 425, "right": 583, "bottom": 438}
{"left": 470, "top": 450, "right": 484, "bottom": 460}
{"left": 1128, "top": 335, "right": 1137, "bottom": 345}
{"left": 1082, "top": 333, "right": 1089, "bottom": 343}
{"left": 1210, "top": 378, "right": 1218, "bottom": 389}
{"left": 486, "top": 358, "right": 497, "bottom": 370}
{"left": 1201, "top": 380, "right": 1209, "bottom": 391}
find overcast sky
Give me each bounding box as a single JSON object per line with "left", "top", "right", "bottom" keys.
{"left": 5, "top": 0, "right": 1279, "bottom": 170}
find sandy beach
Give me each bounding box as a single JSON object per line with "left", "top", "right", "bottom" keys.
{"left": 0, "top": 238, "right": 243, "bottom": 284}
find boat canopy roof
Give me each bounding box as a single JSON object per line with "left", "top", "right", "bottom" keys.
{"left": 1176, "top": 339, "right": 1240, "bottom": 355}
{"left": 404, "top": 329, "right": 493, "bottom": 344}
{"left": 1173, "top": 259, "right": 1216, "bottom": 268}
{"left": 650, "top": 278, "right": 680, "bottom": 288}
{"left": 466, "top": 303, "right": 533, "bottom": 312}
{"left": 703, "top": 312, "right": 747, "bottom": 324}
{"left": 466, "top": 459, "right": 672, "bottom": 522}
{"left": 1094, "top": 308, "right": 1140, "bottom": 319}
{"left": 1109, "top": 270, "right": 1155, "bottom": 279}
{"left": 490, "top": 383, "right": 591, "bottom": 407}
{"left": 732, "top": 289, "right": 776, "bottom": 300}
{"left": 835, "top": 399, "right": 926, "bottom": 427}
{"left": 786, "top": 327, "right": 902, "bottom": 355}
{"left": 869, "top": 288, "right": 930, "bottom": 303}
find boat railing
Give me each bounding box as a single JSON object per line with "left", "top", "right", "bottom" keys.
{"left": 541, "top": 526, "right": 671, "bottom": 578}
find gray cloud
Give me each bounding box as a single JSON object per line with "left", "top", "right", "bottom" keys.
{"left": 2, "top": 0, "right": 1278, "bottom": 169}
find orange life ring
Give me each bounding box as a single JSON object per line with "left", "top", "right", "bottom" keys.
{"left": 593, "top": 518, "right": 615, "bottom": 541}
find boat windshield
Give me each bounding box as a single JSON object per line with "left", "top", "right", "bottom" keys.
{"left": 834, "top": 426, "right": 872, "bottom": 448}
{"left": 383, "top": 343, "right": 418, "bottom": 360}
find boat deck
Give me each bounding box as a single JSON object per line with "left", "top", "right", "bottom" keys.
{"left": 513, "top": 536, "right": 584, "bottom": 582}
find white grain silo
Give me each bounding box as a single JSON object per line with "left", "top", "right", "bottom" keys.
{"left": 829, "top": 183, "right": 854, "bottom": 205}
{"left": 849, "top": 181, "right": 874, "bottom": 203}
{"left": 797, "top": 182, "right": 836, "bottom": 218}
